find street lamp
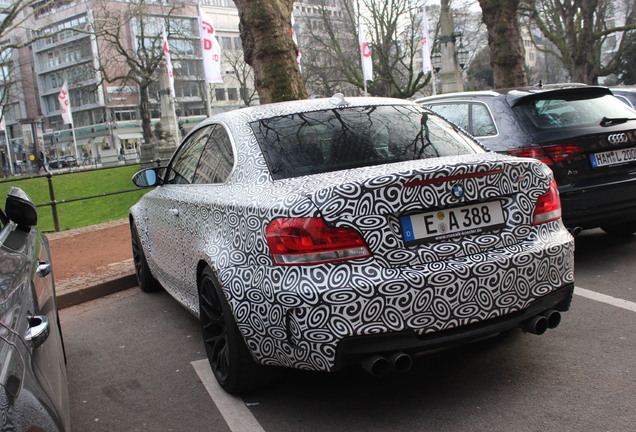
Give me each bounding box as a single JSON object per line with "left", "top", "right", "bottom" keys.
{"left": 431, "top": 51, "right": 442, "bottom": 73}
{"left": 456, "top": 40, "right": 469, "bottom": 69}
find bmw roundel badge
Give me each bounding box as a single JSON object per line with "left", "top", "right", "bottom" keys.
{"left": 452, "top": 185, "right": 464, "bottom": 198}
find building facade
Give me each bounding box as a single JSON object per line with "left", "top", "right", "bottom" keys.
{"left": 1, "top": 0, "right": 255, "bottom": 169}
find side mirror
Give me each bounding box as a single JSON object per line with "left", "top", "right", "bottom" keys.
{"left": 5, "top": 187, "right": 38, "bottom": 230}
{"left": 132, "top": 168, "right": 162, "bottom": 187}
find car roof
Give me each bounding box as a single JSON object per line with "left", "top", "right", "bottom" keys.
{"left": 609, "top": 86, "right": 636, "bottom": 94}
{"left": 199, "top": 95, "right": 420, "bottom": 127}
{"left": 414, "top": 83, "right": 612, "bottom": 106}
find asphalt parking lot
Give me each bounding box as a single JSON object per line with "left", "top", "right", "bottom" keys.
{"left": 60, "top": 228, "right": 635, "bottom": 432}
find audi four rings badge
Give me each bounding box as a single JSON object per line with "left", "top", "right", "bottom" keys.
{"left": 608, "top": 133, "right": 628, "bottom": 144}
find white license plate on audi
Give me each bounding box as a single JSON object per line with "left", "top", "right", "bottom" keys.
{"left": 590, "top": 146, "right": 636, "bottom": 168}
{"left": 400, "top": 201, "right": 505, "bottom": 245}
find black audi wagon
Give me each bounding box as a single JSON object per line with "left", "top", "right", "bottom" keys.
{"left": 417, "top": 84, "right": 636, "bottom": 235}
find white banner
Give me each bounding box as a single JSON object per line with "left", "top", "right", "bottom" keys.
{"left": 421, "top": 8, "right": 432, "bottom": 75}
{"left": 0, "top": 106, "right": 5, "bottom": 132}
{"left": 291, "top": 12, "right": 302, "bottom": 73}
{"left": 58, "top": 81, "right": 73, "bottom": 125}
{"left": 359, "top": 24, "right": 373, "bottom": 82}
{"left": 162, "top": 27, "right": 176, "bottom": 96}
{"left": 199, "top": 8, "right": 223, "bottom": 84}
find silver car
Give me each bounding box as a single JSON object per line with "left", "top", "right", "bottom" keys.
{"left": 130, "top": 96, "right": 575, "bottom": 394}
{"left": 0, "top": 188, "right": 70, "bottom": 431}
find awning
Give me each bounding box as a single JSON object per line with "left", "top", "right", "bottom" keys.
{"left": 116, "top": 133, "right": 143, "bottom": 140}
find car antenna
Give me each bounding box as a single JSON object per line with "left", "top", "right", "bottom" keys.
{"left": 329, "top": 93, "right": 350, "bottom": 107}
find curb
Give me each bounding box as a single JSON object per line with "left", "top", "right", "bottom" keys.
{"left": 57, "top": 274, "right": 138, "bottom": 309}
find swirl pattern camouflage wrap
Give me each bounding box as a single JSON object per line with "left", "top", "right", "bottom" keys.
{"left": 130, "top": 97, "right": 574, "bottom": 372}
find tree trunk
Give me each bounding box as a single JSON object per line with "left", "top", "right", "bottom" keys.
{"left": 233, "top": 0, "right": 307, "bottom": 103}
{"left": 478, "top": 0, "right": 528, "bottom": 88}
{"left": 568, "top": 5, "right": 599, "bottom": 84}
{"left": 139, "top": 85, "right": 153, "bottom": 146}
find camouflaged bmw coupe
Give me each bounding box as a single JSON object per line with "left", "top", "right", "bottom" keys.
{"left": 130, "top": 95, "right": 575, "bottom": 394}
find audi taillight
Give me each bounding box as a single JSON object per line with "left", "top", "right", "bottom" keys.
{"left": 532, "top": 180, "right": 562, "bottom": 225}
{"left": 508, "top": 144, "right": 582, "bottom": 165}
{"left": 265, "top": 218, "right": 371, "bottom": 265}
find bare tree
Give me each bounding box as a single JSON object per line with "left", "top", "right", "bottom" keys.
{"left": 92, "top": 0, "right": 191, "bottom": 144}
{"left": 523, "top": 0, "right": 636, "bottom": 84}
{"left": 477, "top": 0, "right": 529, "bottom": 88}
{"left": 0, "top": 1, "right": 60, "bottom": 107}
{"left": 224, "top": 49, "right": 258, "bottom": 106}
{"left": 233, "top": 0, "right": 307, "bottom": 103}
{"left": 297, "top": 0, "right": 431, "bottom": 98}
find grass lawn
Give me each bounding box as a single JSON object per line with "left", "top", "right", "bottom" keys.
{"left": 0, "top": 164, "right": 150, "bottom": 232}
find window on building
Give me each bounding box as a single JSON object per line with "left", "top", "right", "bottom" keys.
{"left": 221, "top": 37, "right": 233, "bottom": 50}
{"left": 114, "top": 110, "right": 137, "bottom": 121}
{"left": 215, "top": 88, "right": 226, "bottom": 101}
{"left": 227, "top": 88, "right": 238, "bottom": 101}
{"left": 202, "top": 0, "right": 234, "bottom": 7}
{"left": 178, "top": 81, "right": 200, "bottom": 98}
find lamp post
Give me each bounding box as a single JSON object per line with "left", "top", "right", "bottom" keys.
{"left": 456, "top": 39, "right": 470, "bottom": 70}
{"left": 436, "top": 0, "right": 465, "bottom": 93}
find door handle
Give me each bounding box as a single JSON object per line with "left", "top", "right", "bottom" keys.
{"left": 25, "top": 315, "right": 50, "bottom": 348}
{"left": 36, "top": 261, "right": 52, "bottom": 277}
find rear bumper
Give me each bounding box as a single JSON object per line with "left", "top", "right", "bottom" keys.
{"left": 560, "top": 173, "right": 636, "bottom": 229}
{"left": 334, "top": 283, "right": 574, "bottom": 370}
{"left": 223, "top": 226, "right": 574, "bottom": 372}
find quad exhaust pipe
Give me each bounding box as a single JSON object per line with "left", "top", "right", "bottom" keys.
{"left": 568, "top": 226, "right": 583, "bottom": 236}
{"left": 521, "top": 309, "right": 562, "bottom": 335}
{"left": 362, "top": 310, "right": 562, "bottom": 374}
{"left": 361, "top": 351, "right": 413, "bottom": 376}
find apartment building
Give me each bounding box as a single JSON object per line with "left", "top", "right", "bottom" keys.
{"left": 1, "top": 0, "right": 253, "bottom": 168}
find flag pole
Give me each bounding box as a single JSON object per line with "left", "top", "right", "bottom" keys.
{"left": 204, "top": 83, "right": 212, "bottom": 118}
{"left": 70, "top": 121, "right": 78, "bottom": 158}
{"left": 0, "top": 110, "right": 13, "bottom": 175}
{"left": 431, "top": 71, "right": 437, "bottom": 95}
{"left": 3, "top": 130, "right": 13, "bottom": 176}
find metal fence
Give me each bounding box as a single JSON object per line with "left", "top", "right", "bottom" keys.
{"left": 0, "top": 161, "right": 160, "bottom": 232}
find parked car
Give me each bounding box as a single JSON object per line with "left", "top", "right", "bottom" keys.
{"left": 49, "top": 156, "right": 78, "bottom": 169}
{"left": 130, "top": 95, "right": 574, "bottom": 394}
{"left": 416, "top": 84, "right": 636, "bottom": 235}
{"left": 0, "top": 187, "right": 70, "bottom": 431}
{"left": 609, "top": 86, "right": 636, "bottom": 109}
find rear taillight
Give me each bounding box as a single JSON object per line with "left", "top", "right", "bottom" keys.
{"left": 532, "top": 180, "right": 562, "bottom": 225}
{"left": 508, "top": 144, "right": 582, "bottom": 165}
{"left": 265, "top": 218, "right": 371, "bottom": 265}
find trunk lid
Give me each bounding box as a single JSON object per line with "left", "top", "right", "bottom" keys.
{"left": 296, "top": 154, "right": 551, "bottom": 268}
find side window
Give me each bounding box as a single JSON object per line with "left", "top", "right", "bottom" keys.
{"left": 165, "top": 126, "right": 213, "bottom": 184}
{"left": 428, "top": 103, "right": 470, "bottom": 132}
{"left": 471, "top": 103, "right": 497, "bottom": 136}
{"left": 192, "top": 125, "right": 235, "bottom": 184}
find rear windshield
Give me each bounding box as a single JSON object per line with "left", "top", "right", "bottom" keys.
{"left": 513, "top": 93, "right": 636, "bottom": 130}
{"left": 251, "top": 105, "right": 484, "bottom": 180}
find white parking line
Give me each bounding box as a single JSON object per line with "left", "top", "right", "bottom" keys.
{"left": 574, "top": 286, "right": 636, "bottom": 313}
{"left": 191, "top": 287, "right": 634, "bottom": 432}
{"left": 192, "top": 359, "right": 266, "bottom": 432}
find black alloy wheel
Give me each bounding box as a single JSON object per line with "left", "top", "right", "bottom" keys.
{"left": 199, "top": 267, "right": 274, "bottom": 394}
{"left": 130, "top": 222, "right": 162, "bottom": 292}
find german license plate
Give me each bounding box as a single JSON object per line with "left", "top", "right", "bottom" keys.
{"left": 400, "top": 201, "right": 505, "bottom": 245}
{"left": 590, "top": 146, "right": 636, "bottom": 168}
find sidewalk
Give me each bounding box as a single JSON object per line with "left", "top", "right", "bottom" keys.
{"left": 47, "top": 218, "right": 138, "bottom": 309}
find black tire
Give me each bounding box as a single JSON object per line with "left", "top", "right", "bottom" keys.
{"left": 601, "top": 221, "right": 636, "bottom": 237}
{"left": 199, "top": 267, "right": 274, "bottom": 394}
{"left": 130, "top": 222, "right": 162, "bottom": 292}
